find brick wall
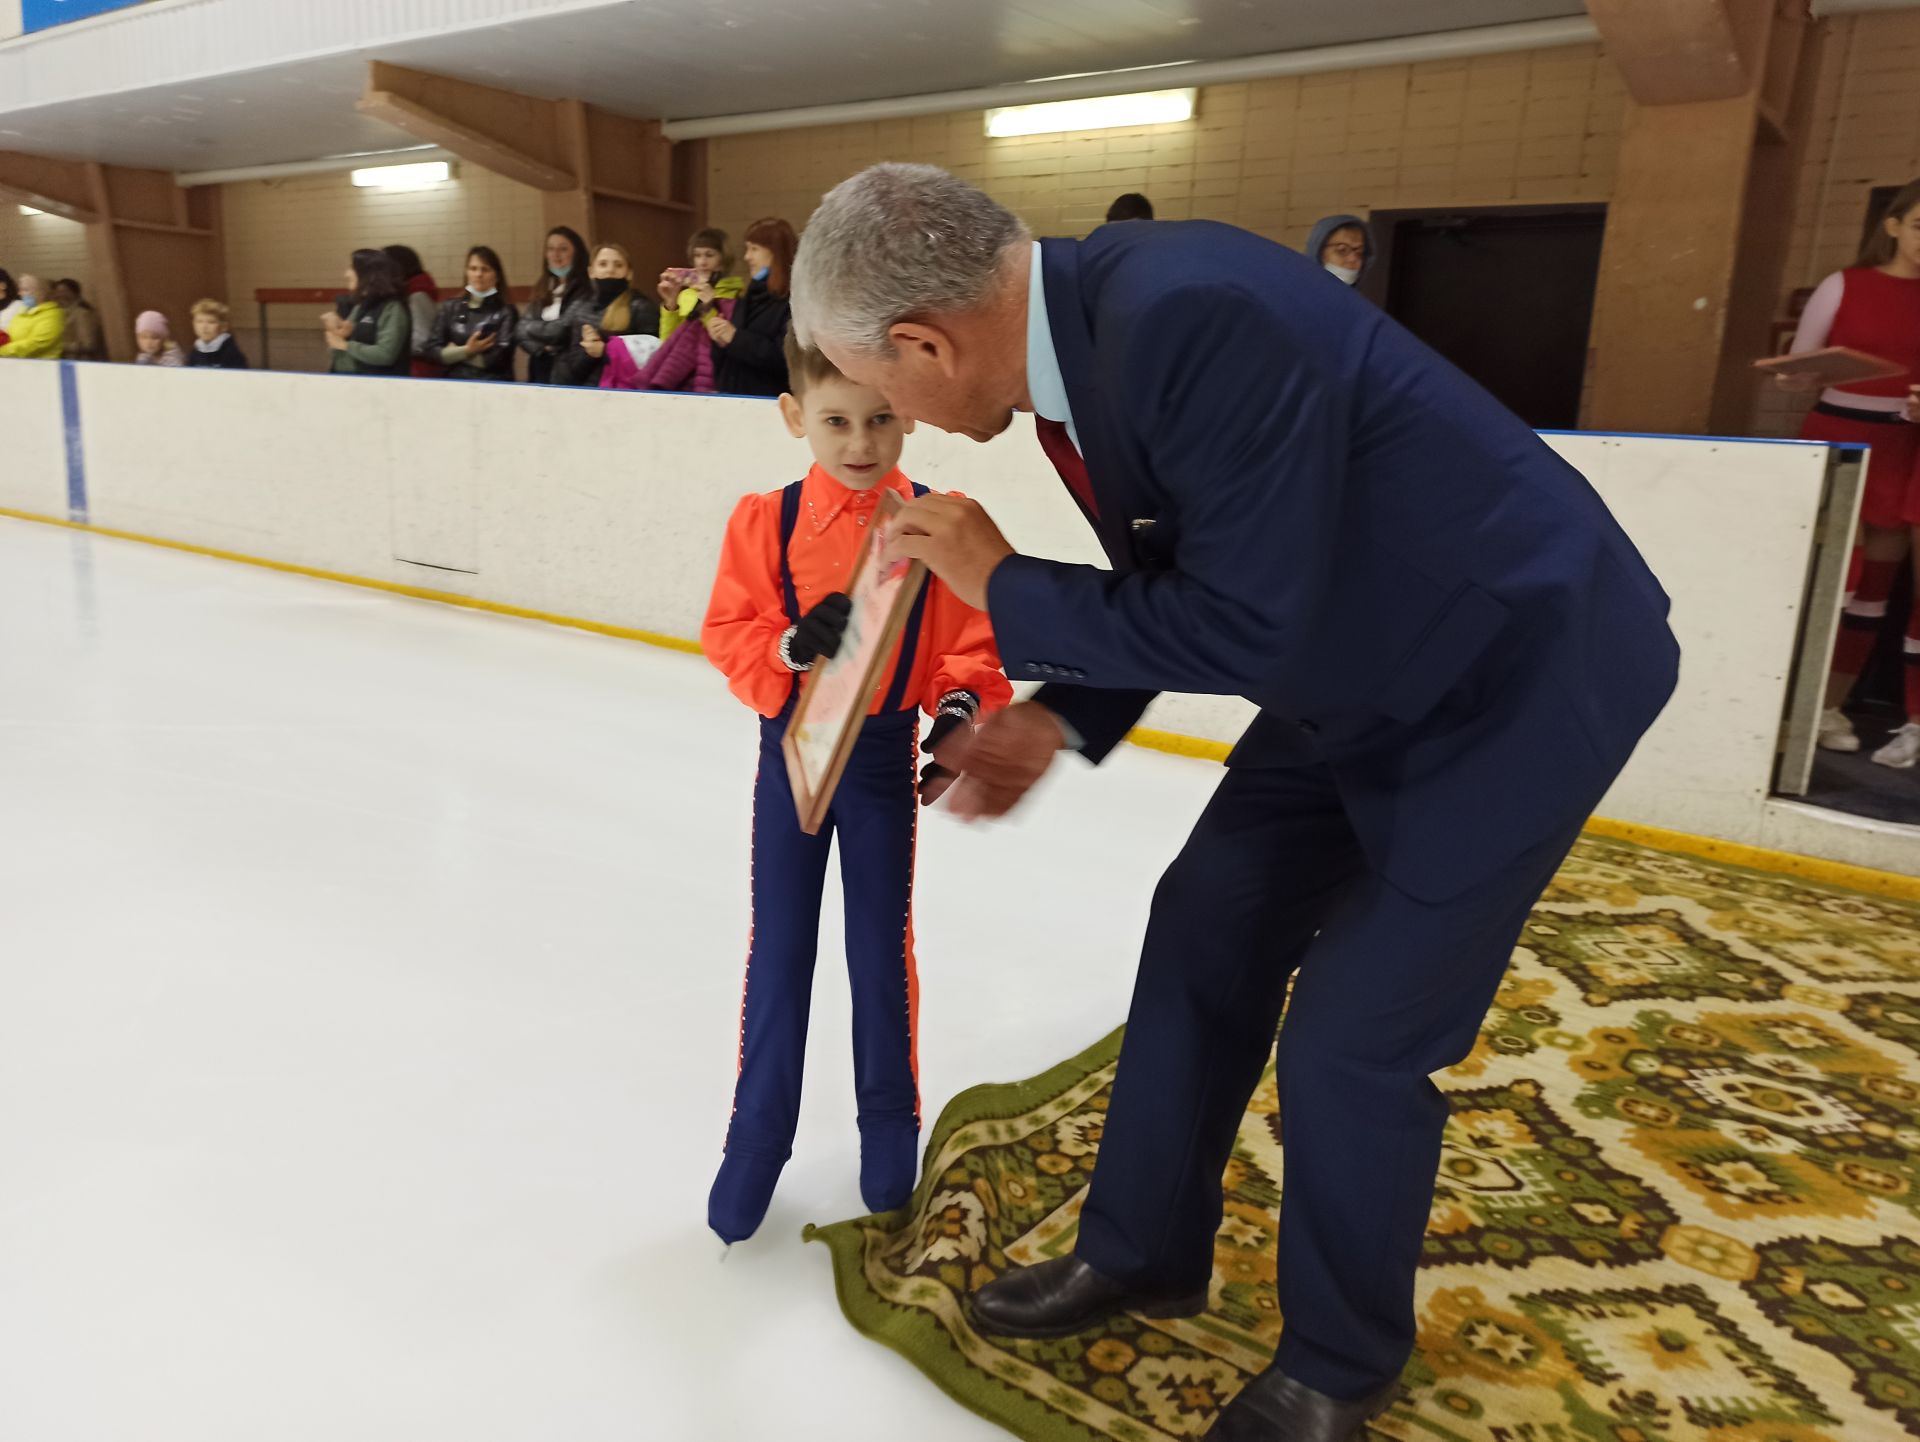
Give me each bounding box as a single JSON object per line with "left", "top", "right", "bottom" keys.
{"left": 220, "top": 164, "right": 545, "bottom": 370}
{"left": 1757, "top": 8, "right": 1920, "bottom": 437}
{"left": 0, "top": 206, "right": 93, "bottom": 301}
{"left": 708, "top": 43, "right": 1626, "bottom": 253}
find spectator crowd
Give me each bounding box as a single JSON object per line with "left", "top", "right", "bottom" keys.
{"left": 3, "top": 201, "right": 1375, "bottom": 401}
{"left": 0, "top": 217, "right": 804, "bottom": 395}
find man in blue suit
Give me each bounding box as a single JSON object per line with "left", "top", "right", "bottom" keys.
{"left": 792, "top": 164, "right": 1679, "bottom": 1441}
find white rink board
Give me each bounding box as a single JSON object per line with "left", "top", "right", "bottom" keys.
{"left": 0, "top": 357, "right": 70, "bottom": 518}
{"left": 13, "top": 364, "right": 1900, "bottom": 870}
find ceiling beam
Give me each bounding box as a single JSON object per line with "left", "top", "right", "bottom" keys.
{"left": 357, "top": 61, "right": 576, "bottom": 191}
{"left": 1583, "top": 0, "right": 1762, "bottom": 105}
{"left": 0, "top": 150, "right": 99, "bottom": 223}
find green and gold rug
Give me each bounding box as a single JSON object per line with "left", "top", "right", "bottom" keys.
{"left": 806, "top": 835, "right": 1920, "bottom": 1441}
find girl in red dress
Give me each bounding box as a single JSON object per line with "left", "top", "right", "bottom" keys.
{"left": 1792, "top": 179, "right": 1920, "bottom": 768}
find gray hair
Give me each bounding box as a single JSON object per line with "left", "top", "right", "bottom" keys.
{"left": 791, "top": 162, "right": 1030, "bottom": 357}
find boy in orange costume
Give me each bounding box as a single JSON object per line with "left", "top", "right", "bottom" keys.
{"left": 701, "top": 334, "right": 1012, "bottom": 1243}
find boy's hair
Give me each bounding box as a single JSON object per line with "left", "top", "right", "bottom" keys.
{"left": 688, "top": 227, "right": 733, "bottom": 271}
{"left": 782, "top": 329, "right": 846, "bottom": 398}
{"left": 190, "top": 297, "right": 229, "bottom": 324}
{"left": 1106, "top": 192, "right": 1154, "bottom": 222}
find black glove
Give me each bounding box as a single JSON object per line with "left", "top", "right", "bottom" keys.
{"left": 787, "top": 592, "right": 852, "bottom": 668}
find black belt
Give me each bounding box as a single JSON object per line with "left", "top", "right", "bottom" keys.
{"left": 1814, "top": 400, "right": 1909, "bottom": 425}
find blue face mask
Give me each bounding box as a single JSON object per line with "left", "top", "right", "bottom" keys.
{"left": 467, "top": 286, "right": 498, "bottom": 300}
{"left": 548, "top": 264, "right": 572, "bottom": 279}
{"left": 752, "top": 265, "right": 770, "bottom": 281}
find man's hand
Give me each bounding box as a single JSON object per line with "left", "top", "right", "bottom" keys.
{"left": 883, "top": 494, "right": 1015, "bottom": 610}
{"left": 937, "top": 701, "right": 1063, "bottom": 820}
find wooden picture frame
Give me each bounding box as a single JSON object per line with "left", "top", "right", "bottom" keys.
{"left": 781, "top": 488, "right": 928, "bottom": 835}
{"left": 1753, "top": 346, "right": 1907, "bottom": 387}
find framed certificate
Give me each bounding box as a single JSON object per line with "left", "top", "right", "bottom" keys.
{"left": 782, "top": 489, "right": 928, "bottom": 835}
{"left": 1753, "top": 346, "right": 1907, "bottom": 387}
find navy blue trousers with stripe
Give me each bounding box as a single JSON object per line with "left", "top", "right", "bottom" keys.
{"left": 725, "top": 706, "right": 922, "bottom": 1161}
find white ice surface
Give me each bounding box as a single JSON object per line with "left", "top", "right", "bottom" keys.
{"left": 0, "top": 517, "right": 1219, "bottom": 1442}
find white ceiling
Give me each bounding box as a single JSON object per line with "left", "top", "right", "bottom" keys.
{"left": 0, "top": 0, "right": 1588, "bottom": 172}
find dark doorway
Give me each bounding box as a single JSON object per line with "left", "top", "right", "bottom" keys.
{"left": 1365, "top": 205, "right": 1607, "bottom": 430}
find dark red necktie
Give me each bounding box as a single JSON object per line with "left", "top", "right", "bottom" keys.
{"left": 1035, "top": 416, "right": 1100, "bottom": 519}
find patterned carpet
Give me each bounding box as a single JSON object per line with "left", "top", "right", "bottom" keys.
{"left": 806, "top": 836, "right": 1920, "bottom": 1441}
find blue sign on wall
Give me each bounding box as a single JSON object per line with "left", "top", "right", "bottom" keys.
{"left": 23, "top": 0, "right": 155, "bottom": 33}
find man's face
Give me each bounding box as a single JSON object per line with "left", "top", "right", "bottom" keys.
{"left": 822, "top": 331, "right": 1017, "bottom": 446}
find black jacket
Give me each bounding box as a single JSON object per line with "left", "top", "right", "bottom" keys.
{"left": 551, "top": 285, "right": 662, "bottom": 388}
{"left": 425, "top": 294, "right": 519, "bottom": 381}
{"left": 518, "top": 278, "right": 599, "bottom": 385}
{"left": 186, "top": 335, "right": 250, "bottom": 370}
{"left": 712, "top": 277, "right": 791, "bottom": 397}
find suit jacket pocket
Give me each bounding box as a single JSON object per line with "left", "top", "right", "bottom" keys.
{"left": 1374, "top": 582, "right": 1511, "bottom": 726}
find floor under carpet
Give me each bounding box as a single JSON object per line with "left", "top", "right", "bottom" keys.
{"left": 807, "top": 835, "right": 1920, "bottom": 1441}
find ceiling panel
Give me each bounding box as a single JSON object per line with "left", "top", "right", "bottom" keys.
{"left": 0, "top": 0, "right": 1587, "bottom": 172}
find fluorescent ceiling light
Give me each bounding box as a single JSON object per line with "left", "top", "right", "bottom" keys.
{"left": 986, "top": 88, "right": 1195, "bottom": 138}
{"left": 350, "top": 161, "right": 451, "bottom": 190}
{"left": 19, "top": 205, "right": 45, "bottom": 216}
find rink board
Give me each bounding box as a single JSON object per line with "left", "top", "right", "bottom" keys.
{"left": 0, "top": 357, "right": 1893, "bottom": 871}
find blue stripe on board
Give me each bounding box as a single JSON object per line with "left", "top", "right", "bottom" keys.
{"left": 59, "top": 362, "right": 89, "bottom": 523}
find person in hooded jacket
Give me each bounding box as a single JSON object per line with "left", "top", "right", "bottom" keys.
{"left": 1306, "top": 214, "right": 1376, "bottom": 291}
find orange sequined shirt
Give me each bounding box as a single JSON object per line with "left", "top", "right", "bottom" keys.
{"left": 702, "top": 464, "right": 1014, "bottom": 721}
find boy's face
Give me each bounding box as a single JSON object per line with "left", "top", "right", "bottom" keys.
{"left": 192, "top": 313, "right": 223, "bottom": 342}
{"left": 779, "top": 374, "right": 914, "bottom": 491}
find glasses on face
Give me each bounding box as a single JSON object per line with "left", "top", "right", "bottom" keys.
{"left": 1325, "top": 243, "right": 1367, "bottom": 260}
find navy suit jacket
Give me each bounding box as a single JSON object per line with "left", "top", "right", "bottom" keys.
{"left": 988, "top": 222, "right": 1680, "bottom": 902}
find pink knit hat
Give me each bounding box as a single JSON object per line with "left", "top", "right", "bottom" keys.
{"left": 134, "top": 310, "right": 170, "bottom": 337}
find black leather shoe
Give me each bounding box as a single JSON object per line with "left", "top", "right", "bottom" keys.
{"left": 969, "top": 1256, "right": 1209, "bottom": 1338}
{"left": 1203, "top": 1367, "right": 1398, "bottom": 1441}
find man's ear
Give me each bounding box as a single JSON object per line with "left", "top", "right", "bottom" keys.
{"left": 887, "top": 320, "right": 960, "bottom": 379}
{"left": 778, "top": 392, "right": 807, "bottom": 438}
{"left": 900, "top": 415, "right": 918, "bottom": 436}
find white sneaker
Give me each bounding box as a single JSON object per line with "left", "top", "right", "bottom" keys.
{"left": 1872, "top": 722, "right": 1920, "bottom": 769}
{"left": 1818, "top": 707, "right": 1861, "bottom": 753}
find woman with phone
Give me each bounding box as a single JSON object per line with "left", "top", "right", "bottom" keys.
{"left": 424, "top": 246, "right": 519, "bottom": 382}
{"left": 656, "top": 228, "right": 745, "bottom": 340}
{"left": 1788, "top": 178, "right": 1920, "bottom": 767}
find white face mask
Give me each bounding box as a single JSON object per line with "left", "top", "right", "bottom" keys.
{"left": 1325, "top": 263, "right": 1362, "bottom": 286}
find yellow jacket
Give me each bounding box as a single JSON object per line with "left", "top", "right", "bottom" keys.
{"left": 659, "top": 275, "right": 746, "bottom": 339}
{"left": 0, "top": 301, "right": 66, "bottom": 359}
